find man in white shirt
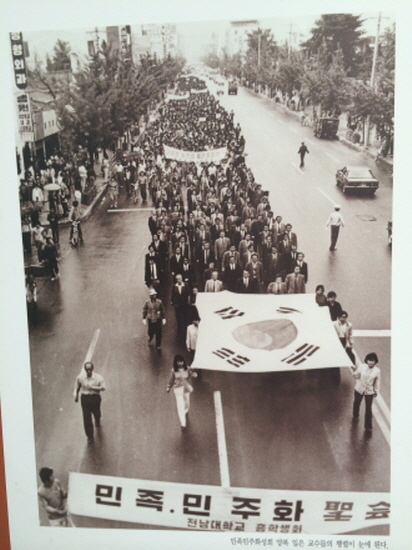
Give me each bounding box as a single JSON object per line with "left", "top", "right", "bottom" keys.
{"left": 333, "top": 311, "right": 355, "bottom": 364}
{"left": 326, "top": 205, "right": 345, "bottom": 251}
{"left": 74, "top": 362, "right": 106, "bottom": 442}
{"left": 351, "top": 352, "right": 381, "bottom": 432}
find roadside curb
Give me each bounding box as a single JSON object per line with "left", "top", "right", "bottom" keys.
{"left": 81, "top": 183, "right": 108, "bottom": 222}
{"left": 337, "top": 137, "right": 393, "bottom": 169}
{"left": 246, "top": 87, "right": 393, "bottom": 170}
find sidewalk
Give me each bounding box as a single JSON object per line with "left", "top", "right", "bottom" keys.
{"left": 249, "top": 87, "right": 393, "bottom": 170}
{"left": 38, "top": 156, "right": 113, "bottom": 229}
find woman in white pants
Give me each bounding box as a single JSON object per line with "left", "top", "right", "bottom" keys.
{"left": 167, "top": 355, "right": 197, "bottom": 431}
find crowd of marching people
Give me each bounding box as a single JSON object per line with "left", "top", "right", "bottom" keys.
{"left": 124, "top": 76, "right": 357, "bottom": 364}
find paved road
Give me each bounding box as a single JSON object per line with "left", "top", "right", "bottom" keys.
{"left": 29, "top": 85, "right": 391, "bottom": 533}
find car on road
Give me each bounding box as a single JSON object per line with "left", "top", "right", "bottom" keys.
{"left": 313, "top": 116, "right": 339, "bottom": 139}
{"left": 228, "top": 81, "right": 238, "bottom": 95}
{"left": 335, "top": 166, "right": 379, "bottom": 195}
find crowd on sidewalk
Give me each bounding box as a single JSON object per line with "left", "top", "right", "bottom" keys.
{"left": 19, "top": 146, "right": 111, "bottom": 296}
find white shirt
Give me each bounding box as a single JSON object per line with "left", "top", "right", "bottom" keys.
{"left": 353, "top": 363, "right": 380, "bottom": 395}
{"left": 186, "top": 324, "right": 198, "bottom": 351}
{"left": 326, "top": 212, "right": 345, "bottom": 227}
{"left": 333, "top": 320, "right": 354, "bottom": 347}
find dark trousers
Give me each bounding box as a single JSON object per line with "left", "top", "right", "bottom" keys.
{"left": 148, "top": 320, "right": 162, "bottom": 347}
{"left": 330, "top": 226, "right": 340, "bottom": 250}
{"left": 299, "top": 153, "right": 306, "bottom": 167}
{"left": 339, "top": 338, "right": 355, "bottom": 364}
{"left": 353, "top": 390, "right": 374, "bottom": 429}
{"left": 174, "top": 306, "right": 186, "bottom": 337}
{"left": 81, "top": 394, "right": 101, "bottom": 439}
{"left": 50, "top": 225, "right": 59, "bottom": 244}
{"left": 22, "top": 232, "right": 31, "bottom": 254}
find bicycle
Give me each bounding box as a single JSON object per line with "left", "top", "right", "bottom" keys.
{"left": 70, "top": 220, "right": 80, "bottom": 247}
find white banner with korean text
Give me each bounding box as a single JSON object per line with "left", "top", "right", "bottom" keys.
{"left": 68, "top": 472, "right": 390, "bottom": 534}
{"left": 165, "top": 93, "right": 190, "bottom": 102}
{"left": 163, "top": 144, "right": 227, "bottom": 164}
{"left": 192, "top": 292, "right": 353, "bottom": 373}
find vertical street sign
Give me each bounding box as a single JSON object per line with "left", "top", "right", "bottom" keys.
{"left": 10, "top": 32, "right": 27, "bottom": 90}
{"left": 16, "top": 94, "right": 34, "bottom": 142}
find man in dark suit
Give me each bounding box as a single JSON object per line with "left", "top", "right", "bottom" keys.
{"left": 152, "top": 232, "right": 168, "bottom": 274}
{"left": 223, "top": 256, "right": 242, "bottom": 291}
{"left": 284, "top": 244, "right": 298, "bottom": 276}
{"left": 181, "top": 257, "right": 196, "bottom": 289}
{"left": 145, "top": 257, "right": 161, "bottom": 293}
{"left": 196, "top": 241, "right": 215, "bottom": 284}
{"left": 171, "top": 274, "right": 190, "bottom": 338}
{"left": 235, "top": 270, "right": 260, "bottom": 294}
{"left": 170, "top": 246, "right": 185, "bottom": 279}
{"left": 293, "top": 252, "right": 308, "bottom": 283}
{"left": 264, "top": 246, "right": 284, "bottom": 285}
{"left": 284, "top": 223, "right": 298, "bottom": 249}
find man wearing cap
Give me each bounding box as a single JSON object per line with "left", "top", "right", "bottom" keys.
{"left": 326, "top": 205, "right": 345, "bottom": 251}
{"left": 143, "top": 288, "right": 166, "bottom": 350}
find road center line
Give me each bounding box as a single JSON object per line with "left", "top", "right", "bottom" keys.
{"left": 353, "top": 330, "right": 391, "bottom": 337}
{"left": 290, "top": 127, "right": 298, "bottom": 134}
{"left": 213, "top": 391, "right": 231, "bottom": 487}
{"left": 79, "top": 328, "right": 101, "bottom": 375}
{"left": 325, "top": 152, "right": 340, "bottom": 163}
{"left": 305, "top": 138, "right": 315, "bottom": 146}
{"left": 316, "top": 187, "right": 337, "bottom": 206}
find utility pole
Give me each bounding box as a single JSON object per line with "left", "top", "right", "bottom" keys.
{"left": 365, "top": 12, "right": 388, "bottom": 145}
{"left": 370, "top": 13, "right": 381, "bottom": 91}
{"left": 288, "top": 24, "right": 292, "bottom": 59}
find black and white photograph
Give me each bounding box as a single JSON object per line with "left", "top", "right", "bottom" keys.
{"left": 0, "top": 0, "right": 411, "bottom": 548}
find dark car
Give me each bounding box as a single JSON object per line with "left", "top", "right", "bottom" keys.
{"left": 313, "top": 116, "right": 339, "bottom": 139}
{"left": 228, "top": 81, "right": 238, "bottom": 95}
{"left": 335, "top": 166, "right": 379, "bottom": 195}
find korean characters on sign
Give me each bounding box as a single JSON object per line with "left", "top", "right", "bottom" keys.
{"left": 10, "top": 32, "right": 27, "bottom": 90}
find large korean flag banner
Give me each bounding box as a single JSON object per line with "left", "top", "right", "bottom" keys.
{"left": 192, "top": 292, "right": 352, "bottom": 373}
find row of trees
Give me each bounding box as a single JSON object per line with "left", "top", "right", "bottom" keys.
{"left": 203, "top": 15, "right": 395, "bottom": 139}
{"left": 30, "top": 39, "right": 185, "bottom": 162}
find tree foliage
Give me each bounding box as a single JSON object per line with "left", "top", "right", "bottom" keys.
{"left": 302, "top": 45, "right": 351, "bottom": 112}
{"left": 56, "top": 45, "right": 184, "bottom": 160}
{"left": 301, "top": 14, "right": 365, "bottom": 77}
{"left": 46, "top": 39, "right": 71, "bottom": 72}
{"left": 243, "top": 28, "right": 278, "bottom": 85}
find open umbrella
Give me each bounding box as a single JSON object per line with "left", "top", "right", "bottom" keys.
{"left": 43, "top": 182, "right": 61, "bottom": 192}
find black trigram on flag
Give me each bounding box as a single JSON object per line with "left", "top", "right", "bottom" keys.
{"left": 281, "top": 343, "right": 320, "bottom": 365}
{"left": 276, "top": 306, "right": 302, "bottom": 314}
{"left": 214, "top": 306, "right": 245, "bottom": 320}
{"left": 212, "top": 347, "right": 250, "bottom": 367}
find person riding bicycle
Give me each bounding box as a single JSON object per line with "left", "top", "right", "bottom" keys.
{"left": 69, "top": 200, "right": 83, "bottom": 243}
